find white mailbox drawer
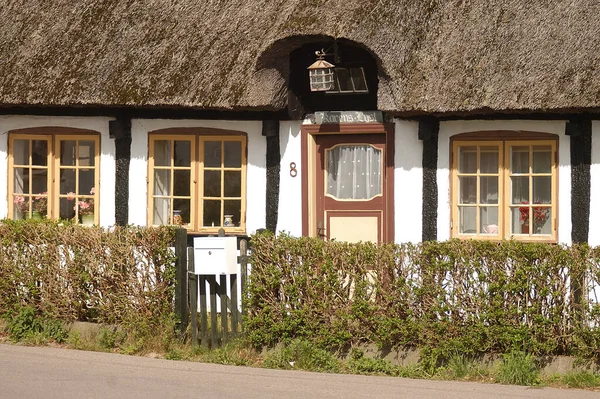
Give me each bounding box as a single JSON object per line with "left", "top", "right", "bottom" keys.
{"left": 193, "top": 237, "right": 238, "bottom": 275}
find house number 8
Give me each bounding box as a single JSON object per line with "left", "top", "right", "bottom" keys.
{"left": 290, "top": 162, "right": 298, "bottom": 178}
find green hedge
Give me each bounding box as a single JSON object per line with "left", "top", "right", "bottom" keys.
{"left": 0, "top": 220, "right": 177, "bottom": 335}
{"left": 246, "top": 234, "right": 600, "bottom": 359}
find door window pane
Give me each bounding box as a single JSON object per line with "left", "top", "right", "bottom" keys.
{"left": 174, "top": 141, "right": 191, "bottom": 167}
{"left": 32, "top": 170, "right": 48, "bottom": 194}
{"left": 154, "top": 170, "right": 171, "bottom": 196}
{"left": 326, "top": 145, "right": 382, "bottom": 200}
{"left": 480, "top": 176, "right": 498, "bottom": 204}
{"left": 458, "top": 176, "right": 476, "bottom": 204}
{"left": 79, "top": 169, "right": 95, "bottom": 195}
{"left": 173, "top": 170, "right": 191, "bottom": 196}
{"left": 60, "top": 169, "right": 76, "bottom": 194}
{"left": 511, "top": 176, "right": 529, "bottom": 204}
{"left": 153, "top": 198, "right": 170, "bottom": 226}
{"left": 224, "top": 171, "right": 241, "bottom": 197}
{"left": 224, "top": 200, "right": 241, "bottom": 227}
{"left": 204, "top": 170, "right": 221, "bottom": 197}
{"left": 173, "top": 198, "right": 191, "bottom": 226}
{"left": 532, "top": 146, "right": 552, "bottom": 173}
{"left": 13, "top": 168, "right": 28, "bottom": 194}
{"left": 60, "top": 141, "right": 77, "bottom": 166}
{"left": 533, "top": 176, "right": 551, "bottom": 204}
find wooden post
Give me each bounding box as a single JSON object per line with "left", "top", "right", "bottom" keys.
{"left": 187, "top": 247, "right": 197, "bottom": 345}
{"left": 230, "top": 272, "right": 239, "bottom": 337}
{"left": 209, "top": 275, "right": 218, "bottom": 347}
{"left": 199, "top": 275, "right": 208, "bottom": 348}
{"left": 220, "top": 275, "right": 228, "bottom": 343}
{"left": 238, "top": 239, "right": 249, "bottom": 333}
{"left": 174, "top": 228, "right": 188, "bottom": 334}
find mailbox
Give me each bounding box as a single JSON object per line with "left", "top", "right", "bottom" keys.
{"left": 193, "top": 237, "right": 238, "bottom": 275}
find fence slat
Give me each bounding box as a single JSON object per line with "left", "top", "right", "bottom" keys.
{"left": 220, "top": 275, "right": 228, "bottom": 343}
{"left": 174, "top": 228, "right": 188, "bottom": 333}
{"left": 199, "top": 275, "right": 208, "bottom": 348}
{"left": 209, "top": 275, "right": 218, "bottom": 347}
{"left": 230, "top": 273, "right": 238, "bottom": 337}
{"left": 187, "top": 247, "right": 198, "bottom": 345}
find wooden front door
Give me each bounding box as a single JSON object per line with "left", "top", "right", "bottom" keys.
{"left": 315, "top": 134, "right": 389, "bottom": 243}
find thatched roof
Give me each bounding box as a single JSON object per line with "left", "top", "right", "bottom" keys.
{"left": 1, "top": 0, "right": 599, "bottom": 116}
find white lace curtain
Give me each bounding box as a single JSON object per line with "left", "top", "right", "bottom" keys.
{"left": 326, "top": 145, "right": 382, "bottom": 200}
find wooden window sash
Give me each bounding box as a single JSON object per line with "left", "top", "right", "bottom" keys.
{"left": 452, "top": 138, "right": 557, "bottom": 242}
{"left": 54, "top": 135, "right": 101, "bottom": 225}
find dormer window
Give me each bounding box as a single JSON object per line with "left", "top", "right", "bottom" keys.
{"left": 327, "top": 67, "right": 368, "bottom": 94}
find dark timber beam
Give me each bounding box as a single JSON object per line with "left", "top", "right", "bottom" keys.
{"left": 419, "top": 118, "right": 440, "bottom": 242}
{"left": 110, "top": 117, "right": 132, "bottom": 226}
{"left": 263, "top": 120, "right": 280, "bottom": 233}
{"left": 566, "top": 119, "right": 592, "bottom": 244}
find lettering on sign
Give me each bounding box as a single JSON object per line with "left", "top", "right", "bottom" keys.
{"left": 312, "top": 111, "right": 383, "bottom": 125}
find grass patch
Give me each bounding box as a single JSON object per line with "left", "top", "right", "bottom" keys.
{"left": 496, "top": 351, "right": 540, "bottom": 386}
{"left": 561, "top": 371, "right": 600, "bottom": 388}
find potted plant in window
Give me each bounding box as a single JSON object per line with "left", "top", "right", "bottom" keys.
{"left": 32, "top": 192, "right": 48, "bottom": 220}
{"left": 72, "top": 187, "right": 95, "bottom": 225}
{"left": 13, "top": 195, "right": 29, "bottom": 219}
{"left": 520, "top": 202, "right": 549, "bottom": 234}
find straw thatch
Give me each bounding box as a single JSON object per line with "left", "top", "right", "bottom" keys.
{"left": 0, "top": 0, "right": 599, "bottom": 116}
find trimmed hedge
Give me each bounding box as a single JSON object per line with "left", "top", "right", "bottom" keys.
{"left": 246, "top": 234, "right": 600, "bottom": 359}
{"left": 0, "top": 220, "right": 177, "bottom": 335}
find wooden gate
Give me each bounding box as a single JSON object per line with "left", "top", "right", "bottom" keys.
{"left": 186, "top": 239, "right": 249, "bottom": 347}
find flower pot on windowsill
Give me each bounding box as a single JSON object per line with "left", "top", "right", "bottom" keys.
{"left": 30, "top": 211, "right": 43, "bottom": 221}
{"left": 521, "top": 223, "right": 529, "bottom": 234}
{"left": 81, "top": 214, "right": 94, "bottom": 226}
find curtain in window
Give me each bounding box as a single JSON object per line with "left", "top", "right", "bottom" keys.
{"left": 326, "top": 145, "right": 382, "bottom": 200}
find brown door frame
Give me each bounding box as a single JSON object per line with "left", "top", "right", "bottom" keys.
{"left": 301, "top": 122, "right": 395, "bottom": 242}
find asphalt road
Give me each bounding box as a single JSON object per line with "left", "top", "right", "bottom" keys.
{"left": 0, "top": 344, "right": 598, "bottom": 399}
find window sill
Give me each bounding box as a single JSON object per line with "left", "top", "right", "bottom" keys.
{"left": 453, "top": 234, "right": 558, "bottom": 244}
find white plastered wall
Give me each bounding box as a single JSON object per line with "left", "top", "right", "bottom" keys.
{"left": 0, "top": 115, "right": 115, "bottom": 226}
{"left": 277, "top": 121, "right": 303, "bottom": 236}
{"left": 589, "top": 121, "right": 600, "bottom": 246}
{"left": 394, "top": 119, "right": 422, "bottom": 243}
{"left": 129, "top": 119, "right": 266, "bottom": 234}
{"left": 437, "top": 120, "right": 571, "bottom": 244}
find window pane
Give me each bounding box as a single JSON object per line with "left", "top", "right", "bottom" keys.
{"left": 458, "top": 176, "right": 476, "bottom": 204}
{"left": 511, "top": 146, "right": 529, "bottom": 173}
{"left": 480, "top": 207, "right": 498, "bottom": 234}
{"left": 79, "top": 169, "right": 95, "bottom": 196}
{"left": 480, "top": 147, "right": 499, "bottom": 173}
{"left": 336, "top": 68, "right": 353, "bottom": 92}
{"left": 78, "top": 141, "right": 95, "bottom": 167}
{"left": 224, "top": 200, "right": 241, "bottom": 227}
{"left": 326, "top": 145, "right": 382, "bottom": 200}
{"left": 350, "top": 68, "right": 367, "bottom": 91}
{"left": 59, "top": 197, "right": 76, "bottom": 220}
{"left": 224, "top": 171, "right": 241, "bottom": 197}
{"left": 13, "top": 140, "right": 29, "bottom": 165}
{"left": 153, "top": 198, "right": 170, "bottom": 226}
{"left": 60, "top": 141, "right": 76, "bottom": 166}
{"left": 173, "top": 170, "right": 191, "bottom": 196}
{"left": 480, "top": 176, "right": 498, "bottom": 204}
{"left": 458, "top": 147, "right": 477, "bottom": 173}
{"left": 512, "top": 207, "right": 529, "bottom": 234}
{"left": 224, "top": 141, "right": 242, "bottom": 168}
{"left": 511, "top": 176, "right": 529, "bottom": 204}
{"left": 203, "top": 200, "right": 221, "bottom": 227}
{"left": 533, "top": 176, "right": 551, "bottom": 204}
{"left": 204, "top": 141, "right": 222, "bottom": 168}
{"left": 532, "top": 206, "right": 551, "bottom": 234}
{"left": 458, "top": 206, "right": 476, "bottom": 234}
{"left": 13, "top": 195, "right": 29, "bottom": 219}
{"left": 204, "top": 170, "right": 221, "bottom": 197}
{"left": 32, "top": 193, "right": 48, "bottom": 216}
{"left": 32, "top": 140, "right": 48, "bottom": 166}
{"left": 154, "top": 170, "right": 171, "bottom": 196}
{"left": 533, "top": 146, "right": 552, "bottom": 173}
{"left": 174, "top": 141, "right": 191, "bottom": 167}
{"left": 60, "top": 169, "right": 76, "bottom": 194}
{"left": 154, "top": 140, "right": 171, "bottom": 166}
{"left": 13, "top": 168, "right": 28, "bottom": 194}
{"left": 32, "top": 169, "right": 48, "bottom": 194}
{"left": 173, "top": 198, "right": 191, "bottom": 226}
